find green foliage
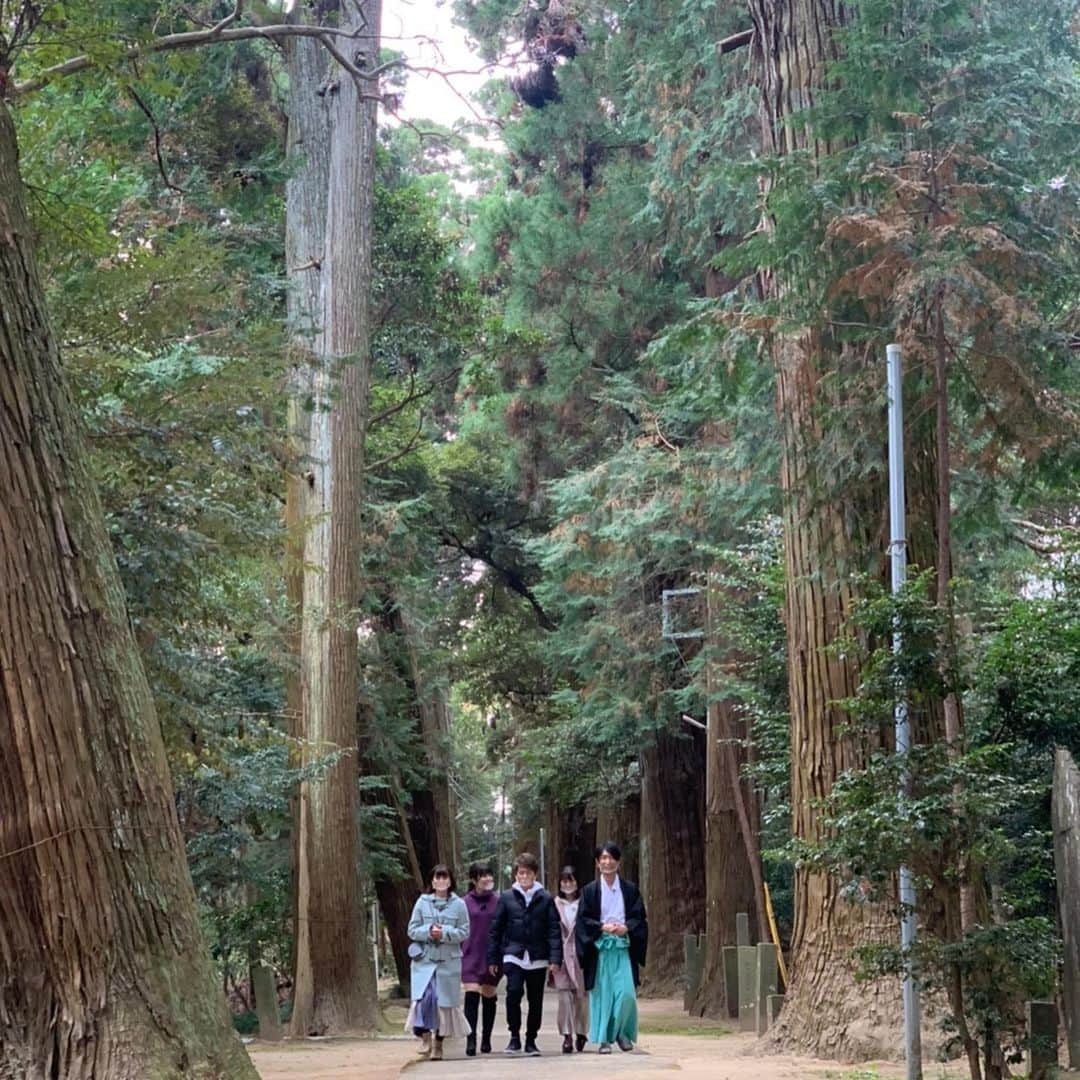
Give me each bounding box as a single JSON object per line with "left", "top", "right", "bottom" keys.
{"left": 10, "top": 0, "right": 1078, "bottom": 1034}
{"left": 980, "top": 556, "right": 1080, "bottom": 756}
{"left": 801, "top": 570, "right": 1072, "bottom": 1063}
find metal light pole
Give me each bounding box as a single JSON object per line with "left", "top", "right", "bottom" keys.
{"left": 887, "top": 343, "right": 923, "bottom": 1080}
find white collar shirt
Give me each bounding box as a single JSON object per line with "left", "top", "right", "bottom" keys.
{"left": 600, "top": 874, "right": 625, "bottom": 925}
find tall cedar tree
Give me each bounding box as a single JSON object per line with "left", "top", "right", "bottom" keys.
{"left": 0, "top": 97, "right": 258, "bottom": 1080}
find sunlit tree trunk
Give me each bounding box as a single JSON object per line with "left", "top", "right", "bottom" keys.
{"left": 1053, "top": 748, "right": 1080, "bottom": 1069}
{"left": 287, "top": 0, "right": 382, "bottom": 1035}
{"left": 0, "top": 99, "right": 256, "bottom": 1080}
{"left": 282, "top": 18, "right": 328, "bottom": 998}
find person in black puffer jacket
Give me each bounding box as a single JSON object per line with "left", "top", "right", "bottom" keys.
{"left": 486, "top": 852, "right": 562, "bottom": 1056}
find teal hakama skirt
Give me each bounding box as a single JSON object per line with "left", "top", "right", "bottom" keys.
{"left": 588, "top": 933, "right": 638, "bottom": 1045}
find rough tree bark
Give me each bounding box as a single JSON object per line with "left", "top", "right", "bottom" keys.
{"left": 288, "top": 0, "right": 383, "bottom": 1036}
{"left": 746, "top": 0, "right": 907, "bottom": 1057}
{"left": 282, "top": 14, "right": 329, "bottom": 999}
{"left": 543, "top": 801, "right": 596, "bottom": 889}
{"left": 593, "top": 795, "right": 641, "bottom": 885}
{"left": 1053, "top": 747, "right": 1080, "bottom": 1069}
{"left": 0, "top": 99, "right": 256, "bottom": 1080}
{"left": 396, "top": 606, "right": 459, "bottom": 872}
{"left": 691, "top": 643, "right": 760, "bottom": 1015}
{"left": 639, "top": 727, "right": 707, "bottom": 992}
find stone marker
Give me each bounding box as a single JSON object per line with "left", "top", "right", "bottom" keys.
{"left": 723, "top": 946, "right": 740, "bottom": 1019}
{"left": 735, "top": 911, "right": 750, "bottom": 947}
{"left": 1027, "top": 1000, "right": 1058, "bottom": 1080}
{"left": 755, "top": 942, "right": 779, "bottom": 1036}
{"left": 684, "top": 932, "right": 705, "bottom": 1012}
{"left": 253, "top": 963, "right": 282, "bottom": 1041}
{"left": 738, "top": 945, "right": 757, "bottom": 1032}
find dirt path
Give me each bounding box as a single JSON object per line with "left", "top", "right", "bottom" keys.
{"left": 248, "top": 995, "right": 940, "bottom": 1080}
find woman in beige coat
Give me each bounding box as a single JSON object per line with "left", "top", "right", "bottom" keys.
{"left": 551, "top": 867, "right": 588, "bottom": 1053}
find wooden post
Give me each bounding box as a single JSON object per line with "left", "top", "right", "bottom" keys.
{"left": 252, "top": 964, "right": 283, "bottom": 1042}
{"left": 1053, "top": 747, "right": 1080, "bottom": 1068}
{"left": 1027, "top": 1000, "right": 1058, "bottom": 1080}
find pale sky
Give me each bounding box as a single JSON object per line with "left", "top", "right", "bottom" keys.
{"left": 382, "top": 0, "right": 511, "bottom": 129}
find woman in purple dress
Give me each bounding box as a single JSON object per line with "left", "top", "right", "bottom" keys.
{"left": 460, "top": 861, "right": 500, "bottom": 1056}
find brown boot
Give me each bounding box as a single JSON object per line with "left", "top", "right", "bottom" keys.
{"left": 431, "top": 1036, "right": 444, "bottom": 1061}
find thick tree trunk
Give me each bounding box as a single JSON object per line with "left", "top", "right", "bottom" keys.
{"left": 747, "top": 0, "right": 906, "bottom": 1057}
{"left": 692, "top": 691, "right": 761, "bottom": 1016}
{"left": 1053, "top": 748, "right": 1080, "bottom": 1069}
{"left": 0, "top": 100, "right": 256, "bottom": 1080}
{"left": 639, "top": 728, "right": 707, "bottom": 993}
{"left": 395, "top": 606, "right": 459, "bottom": 872}
{"left": 767, "top": 331, "right": 903, "bottom": 1058}
{"left": 543, "top": 801, "right": 596, "bottom": 889}
{"left": 593, "top": 796, "right": 640, "bottom": 885}
{"left": 288, "top": 0, "right": 382, "bottom": 1036}
{"left": 374, "top": 876, "right": 418, "bottom": 994}
{"left": 693, "top": 582, "right": 768, "bottom": 1016}
{"left": 283, "top": 15, "right": 330, "bottom": 1020}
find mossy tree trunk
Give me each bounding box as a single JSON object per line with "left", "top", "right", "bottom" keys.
{"left": 0, "top": 99, "right": 256, "bottom": 1080}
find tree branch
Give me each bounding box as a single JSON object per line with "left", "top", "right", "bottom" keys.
{"left": 128, "top": 87, "right": 185, "bottom": 194}
{"left": 11, "top": 21, "right": 385, "bottom": 96}
{"left": 717, "top": 29, "right": 754, "bottom": 54}
{"left": 368, "top": 367, "right": 461, "bottom": 429}
{"left": 367, "top": 410, "right": 425, "bottom": 472}
{"left": 439, "top": 528, "right": 556, "bottom": 632}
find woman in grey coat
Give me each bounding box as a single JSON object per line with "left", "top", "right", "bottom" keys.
{"left": 405, "top": 865, "right": 471, "bottom": 1060}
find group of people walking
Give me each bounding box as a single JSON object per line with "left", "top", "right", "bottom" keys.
{"left": 405, "top": 842, "right": 648, "bottom": 1060}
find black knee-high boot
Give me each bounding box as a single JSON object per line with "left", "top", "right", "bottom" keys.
{"left": 481, "top": 994, "right": 497, "bottom": 1053}
{"left": 464, "top": 991, "right": 480, "bottom": 1056}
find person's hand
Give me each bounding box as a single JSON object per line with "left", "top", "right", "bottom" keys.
{"left": 612, "top": 923, "right": 628, "bottom": 937}
{"left": 601, "top": 922, "right": 616, "bottom": 934}
{"left": 548, "top": 963, "right": 560, "bottom": 975}
{"left": 430, "top": 924, "right": 443, "bottom": 942}
{"left": 488, "top": 964, "right": 500, "bottom": 977}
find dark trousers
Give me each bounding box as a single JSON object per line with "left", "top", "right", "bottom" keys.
{"left": 504, "top": 964, "right": 547, "bottom": 1039}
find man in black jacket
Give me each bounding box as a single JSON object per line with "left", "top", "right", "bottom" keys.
{"left": 487, "top": 852, "right": 562, "bottom": 1056}
{"left": 575, "top": 841, "right": 648, "bottom": 1053}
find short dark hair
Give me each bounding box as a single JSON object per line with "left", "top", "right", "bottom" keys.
{"left": 430, "top": 864, "right": 457, "bottom": 894}
{"left": 468, "top": 861, "right": 494, "bottom": 884}
{"left": 558, "top": 866, "right": 579, "bottom": 898}
{"left": 513, "top": 852, "right": 540, "bottom": 873}
{"left": 595, "top": 841, "right": 622, "bottom": 862}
